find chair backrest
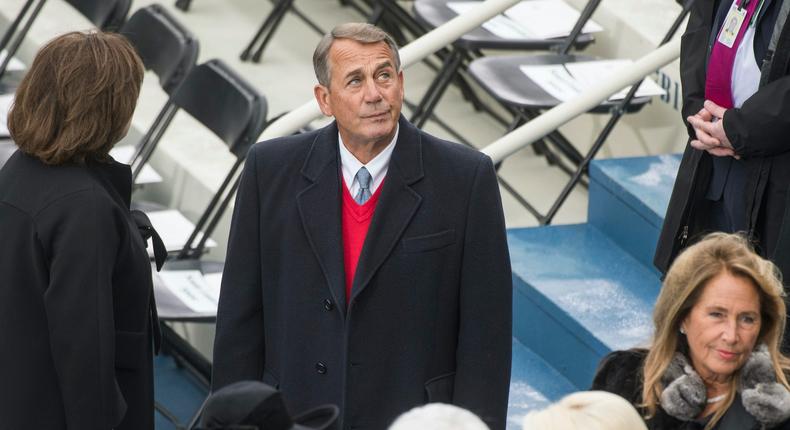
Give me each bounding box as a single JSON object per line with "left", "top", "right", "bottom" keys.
{"left": 171, "top": 59, "right": 267, "bottom": 159}
{"left": 121, "top": 4, "right": 199, "bottom": 94}
{"left": 167, "top": 59, "right": 267, "bottom": 259}
{"left": 65, "top": 0, "right": 131, "bottom": 30}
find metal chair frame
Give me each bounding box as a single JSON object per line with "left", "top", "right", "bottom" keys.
{"left": 407, "top": 0, "right": 600, "bottom": 129}
{"left": 135, "top": 59, "right": 268, "bottom": 261}
{"left": 0, "top": 0, "right": 131, "bottom": 79}
{"left": 488, "top": 1, "right": 696, "bottom": 225}
{"left": 123, "top": 4, "right": 200, "bottom": 184}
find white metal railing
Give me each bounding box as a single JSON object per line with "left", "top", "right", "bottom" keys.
{"left": 482, "top": 38, "right": 681, "bottom": 163}
{"left": 259, "top": 0, "right": 523, "bottom": 139}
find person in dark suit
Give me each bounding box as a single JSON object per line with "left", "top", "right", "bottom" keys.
{"left": 212, "top": 23, "right": 512, "bottom": 430}
{"left": 0, "top": 31, "right": 158, "bottom": 429}
{"left": 655, "top": 0, "right": 790, "bottom": 280}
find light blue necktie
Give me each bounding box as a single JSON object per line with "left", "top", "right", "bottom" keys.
{"left": 354, "top": 167, "right": 372, "bottom": 204}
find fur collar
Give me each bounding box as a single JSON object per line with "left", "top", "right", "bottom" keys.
{"left": 660, "top": 345, "right": 790, "bottom": 428}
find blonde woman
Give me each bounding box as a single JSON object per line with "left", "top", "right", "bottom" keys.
{"left": 593, "top": 233, "right": 790, "bottom": 429}
{"left": 521, "top": 391, "right": 647, "bottom": 430}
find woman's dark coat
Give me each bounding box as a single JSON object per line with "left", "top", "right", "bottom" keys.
{"left": 0, "top": 151, "right": 156, "bottom": 429}
{"left": 592, "top": 349, "right": 790, "bottom": 430}
{"left": 655, "top": 0, "right": 790, "bottom": 276}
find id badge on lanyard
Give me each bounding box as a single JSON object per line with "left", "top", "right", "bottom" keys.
{"left": 718, "top": 0, "right": 750, "bottom": 48}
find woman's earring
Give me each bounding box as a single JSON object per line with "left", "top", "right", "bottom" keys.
{"left": 680, "top": 327, "right": 686, "bottom": 335}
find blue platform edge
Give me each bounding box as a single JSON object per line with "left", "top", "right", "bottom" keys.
{"left": 588, "top": 154, "right": 680, "bottom": 272}
{"left": 506, "top": 338, "right": 577, "bottom": 429}
{"left": 155, "top": 354, "right": 208, "bottom": 430}
{"left": 508, "top": 224, "right": 661, "bottom": 389}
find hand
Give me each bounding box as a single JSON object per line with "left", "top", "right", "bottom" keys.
{"left": 687, "top": 101, "right": 738, "bottom": 158}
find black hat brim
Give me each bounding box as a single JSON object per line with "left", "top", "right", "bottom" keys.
{"left": 292, "top": 404, "right": 340, "bottom": 430}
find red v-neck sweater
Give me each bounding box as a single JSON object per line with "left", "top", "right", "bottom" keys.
{"left": 341, "top": 177, "right": 384, "bottom": 301}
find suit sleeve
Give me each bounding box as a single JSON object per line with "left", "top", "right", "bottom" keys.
{"left": 38, "top": 189, "right": 126, "bottom": 429}
{"left": 679, "top": 2, "right": 712, "bottom": 140}
{"left": 453, "top": 155, "right": 512, "bottom": 430}
{"left": 724, "top": 75, "right": 790, "bottom": 158}
{"left": 212, "top": 147, "right": 265, "bottom": 391}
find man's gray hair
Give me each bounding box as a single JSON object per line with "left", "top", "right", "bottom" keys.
{"left": 313, "top": 22, "right": 401, "bottom": 88}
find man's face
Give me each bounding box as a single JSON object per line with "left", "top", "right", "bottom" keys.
{"left": 314, "top": 39, "right": 404, "bottom": 148}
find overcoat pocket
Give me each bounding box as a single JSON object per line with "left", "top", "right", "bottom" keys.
{"left": 402, "top": 229, "right": 455, "bottom": 253}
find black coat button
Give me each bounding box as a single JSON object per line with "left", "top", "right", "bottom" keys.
{"left": 323, "top": 299, "right": 334, "bottom": 311}
{"left": 316, "top": 362, "right": 327, "bottom": 374}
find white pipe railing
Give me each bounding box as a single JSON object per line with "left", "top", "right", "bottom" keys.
{"left": 482, "top": 38, "right": 681, "bottom": 163}
{"left": 259, "top": 0, "right": 523, "bottom": 140}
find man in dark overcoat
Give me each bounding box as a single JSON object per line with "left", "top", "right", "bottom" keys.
{"left": 656, "top": 0, "right": 790, "bottom": 279}
{"left": 212, "top": 23, "right": 512, "bottom": 430}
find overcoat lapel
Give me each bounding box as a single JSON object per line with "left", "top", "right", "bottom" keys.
{"left": 350, "top": 117, "right": 424, "bottom": 307}
{"left": 296, "top": 124, "right": 348, "bottom": 315}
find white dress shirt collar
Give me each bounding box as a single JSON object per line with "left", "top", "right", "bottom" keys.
{"left": 338, "top": 125, "right": 398, "bottom": 197}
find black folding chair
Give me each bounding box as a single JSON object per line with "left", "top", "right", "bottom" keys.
{"left": 0, "top": 0, "right": 132, "bottom": 79}
{"left": 138, "top": 59, "right": 268, "bottom": 261}
{"left": 468, "top": 1, "right": 696, "bottom": 224}
{"left": 67, "top": 0, "right": 131, "bottom": 30}
{"left": 116, "top": 4, "right": 199, "bottom": 182}
{"left": 408, "top": 0, "right": 597, "bottom": 129}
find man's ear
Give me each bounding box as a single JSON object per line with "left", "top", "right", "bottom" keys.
{"left": 314, "top": 84, "right": 333, "bottom": 117}
{"left": 397, "top": 70, "right": 404, "bottom": 99}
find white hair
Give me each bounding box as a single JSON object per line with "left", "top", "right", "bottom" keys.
{"left": 389, "top": 403, "right": 489, "bottom": 430}
{"left": 521, "top": 391, "right": 647, "bottom": 430}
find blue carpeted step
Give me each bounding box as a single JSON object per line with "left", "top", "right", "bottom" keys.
{"left": 588, "top": 155, "right": 680, "bottom": 272}
{"left": 154, "top": 354, "right": 209, "bottom": 430}
{"left": 506, "top": 338, "right": 577, "bottom": 429}
{"left": 508, "top": 224, "right": 661, "bottom": 389}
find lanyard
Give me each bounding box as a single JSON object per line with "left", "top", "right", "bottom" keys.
{"left": 750, "top": 0, "right": 766, "bottom": 26}
{"left": 737, "top": 0, "right": 766, "bottom": 26}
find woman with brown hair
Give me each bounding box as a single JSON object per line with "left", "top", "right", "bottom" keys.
{"left": 593, "top": 233, "right": 790, "bottom": 429}
{"left": 0, "top": 31, "right": 156, "bottom": 429}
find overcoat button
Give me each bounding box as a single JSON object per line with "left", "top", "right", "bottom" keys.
{"left": 323, "top": 299, "right": 334, "bottom": 311}
{"left": 316, "top": 362, "right": 327, "bottom": 374}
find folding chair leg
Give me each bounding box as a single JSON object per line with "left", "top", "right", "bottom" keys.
{"left": 545, "top": 130, "right": 584, "bottom": 166}
{"left": 540, "top": 0, "right": 696, "bottom": 225}
{"left": 402, "top": 98, "right": 474, "bottom": 150}
{"left": 411, "top": 49, "right": 463, "bottom": 128}
{"left": 379, "top": 0, "right": 425, "bottom": 40}
{"left": 0, "top": 0, "right": 37, "bottom": 54}
{"left": 250, "top": 1, "right": 292, "bottom": 63}
{"left": 517, "top": 109, "right": 579, "bottom": 169}
{"left": 368, "top": 4, "right": 385, "bottom": 25}
{"left": 496, "top": 171, "right": 544, "bottom": 221}
{"left": 175, "top": 0, "right": 192, "bottom": 12}
{"left": 287, "top": 3, "right": 326, "bottom": 36}
{"left": 342, "top": 0, "right": 373, "bottom": 19}
{"left": 240, "top": 0, "right": 293, "bottom": 63}
{"left": 0, "top": 0, "right": 46, "bottom": 80}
